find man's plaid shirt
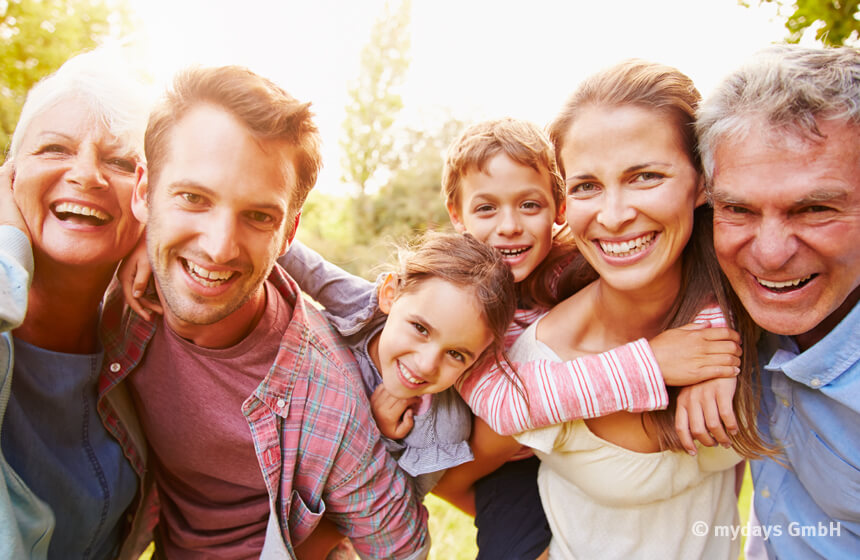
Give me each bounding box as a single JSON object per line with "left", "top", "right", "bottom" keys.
{"left": 96, "top": 265, "right": 429, "bottom": 559}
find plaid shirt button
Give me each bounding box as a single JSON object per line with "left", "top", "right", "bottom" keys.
{"left": 109, "top": 362, "right": 121, "bottom": 373}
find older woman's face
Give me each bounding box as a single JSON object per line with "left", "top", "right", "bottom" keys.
{"left": 12, "top": 97, "right": 143, "bottom": 268}
{"left": 560, "top": 104, "right": 703, "bottom": 295}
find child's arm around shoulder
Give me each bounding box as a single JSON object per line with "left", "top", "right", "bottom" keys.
{"left": 279, "top": 240, "right": 378, "bottom": 336}
{"left": 458, "top": 316, "right": 741, "bottom": 437}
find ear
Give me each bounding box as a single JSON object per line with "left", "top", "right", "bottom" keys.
{"left": 280, "top": 212, "right": 301, "bottom": 256}
{"left": 694, "top": 175, "right": 708, "bottom": 208}
{"left": 446, "top": 201, "right": 468, "bottom": 234}
{"left": 554, "top": 198, "right": 567, "bottom": 225}
{"left": 131, "top": 164, "right": 149, "bottom": 223}
{"left": 377, "top": 273, "right": 398, "bottom": 315}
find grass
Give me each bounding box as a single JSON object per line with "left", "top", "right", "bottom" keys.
{"left": 138, "top": 465, "right": 753, "bottom": 560}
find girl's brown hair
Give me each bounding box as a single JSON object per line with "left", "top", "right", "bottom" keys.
{"left": 548, "top": 60, "right": 772, "bottom": 458}
{"left": 391, "top": 231, "right": 519, "bottom": 383}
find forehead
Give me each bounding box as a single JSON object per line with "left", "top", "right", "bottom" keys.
{"left": 21, "top": 96, "right": 130, "bottom": 151}
{"left": 562, "top": 105, "right": 687, "bottom": 169}
{"left": 156, "top": 104, "right": 296, "bottom": 204}
{"left": 712, "top": 120, "right": 860, "bottom": 205}
{"left": 460, "top": 153, "right": 553, "bottom": 200}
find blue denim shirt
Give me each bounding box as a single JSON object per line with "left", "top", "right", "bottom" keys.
{"left": 748, "top": 300, "right": 860, "bottom": 558}
{"left": 0, "top": 225, "right": 53, "bottom": 559}
{"left": 4, "top": 340, "right": 138, "bottom": 560}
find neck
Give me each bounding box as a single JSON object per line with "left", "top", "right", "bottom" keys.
{"left": 589, "top": 271, "right": 682, "bottom": 343}
{"left": 164, "top": 284, "right": 269, "bottom": 349}
{"left": 14, "top": 256, "right": 117, "bottom": 354}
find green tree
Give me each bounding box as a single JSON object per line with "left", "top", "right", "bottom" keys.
{"left": 340, "top": 0, "right": 411, "bottom": 244}
{"left": 0, "top": 0, "right": 128, "bottom": 155}
{"left": 745, "top": 0, "right": 859, "bottom": 45}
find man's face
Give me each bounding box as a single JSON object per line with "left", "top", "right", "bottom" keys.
{"left": 711, "top": 119, "right": 860, "bottom": 345}
{"left": 133, "top": 104, "right": 296, "bottom": 341}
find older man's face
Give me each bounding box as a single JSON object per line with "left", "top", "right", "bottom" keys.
{"left": 711, "top": 118, "right": 860, "bottom": 347}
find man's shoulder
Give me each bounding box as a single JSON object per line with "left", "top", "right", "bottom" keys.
{"left": 268, "top": 267, "right": 367, "bottom": 400}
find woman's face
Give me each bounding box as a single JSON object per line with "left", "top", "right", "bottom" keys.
{"left": 559, "top": 104, "right": 704, "bottom": 295}
{"left": 12, "top": 96, "right": 143, "bottom": 268}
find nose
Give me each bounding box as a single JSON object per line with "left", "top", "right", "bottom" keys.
{"left": 496, "top": 208, "right": 523, "bottom": 237}
{"left": 596, "top": 188, "right": 636, "bottom": 231}
{"left": 749, "top": 216, "right": 798, "bottom": 272}
{"left": 414, "top": 346, "right": 442, "bottom": 380}
{"left": 66, "top": 145, "right": 108, "bottom": 190}
{"left": 199, "top": 210, "right": 241, "bottom": 264}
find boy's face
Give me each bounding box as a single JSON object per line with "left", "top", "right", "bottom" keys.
{"left": 448, "top": 153, "right": 563, "bottom": 282}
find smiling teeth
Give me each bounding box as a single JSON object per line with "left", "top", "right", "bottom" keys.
{"left": 757, "top": 275, "right": 812, "bottom": 289}
{"left": 186, "top": 261, "right": 234, "bottom": 287}
{"left": 498, "top": 247, "right": 529, "bottom": 257}
{"left": 599, "top": 233, "right": 656, "bottom": 256}
{"left": 54, "top": 202, "right": 109, "bottom": 221}
{"left": 398, "top": 362, "right": 426, "bottom": 385}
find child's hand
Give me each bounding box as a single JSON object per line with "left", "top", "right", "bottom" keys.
{"left": 675, "top": 377, "right": 738, "bottom": 455}
{"left": 0, "top": 163, "right": 29, "bottom": 239}
{"left": 117, "top": 236, "right": 162, "bottom": 321}
{"left": 651, "top": 322, "right": 741, "bottom": 386}
{"left": 370, "top": 385, "right": 420, "bottom": 440}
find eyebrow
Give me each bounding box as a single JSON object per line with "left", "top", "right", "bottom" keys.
{"left": 565, "top": 162, "right": 671, "bottom": 183}
{"left": 168, "top": 181, "right": 287, "bottom": 214}
{"left": 711, "top": 187, "right": 849, "bottom": 206}
{"left": 36, "top": 130, "right": 133, "bottom": 156}
{"left": 409, "top": 314, "right": 477, "bottom": 361}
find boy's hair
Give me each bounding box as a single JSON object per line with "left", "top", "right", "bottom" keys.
{"left": 548, "top": 60, "right": 772, "bottom": 459}
{"left": 697, "top": 44, "right": 860, "bottom": 191}
{"left": 145, "top": 65, "right": 322, "bottom": 222}
{"left": 441, "top": 118, "right": 565, "bottom": 214}
{"left": 391, "top": 231, "right": 518, "bottom": 380}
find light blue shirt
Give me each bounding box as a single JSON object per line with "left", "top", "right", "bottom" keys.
{"left": 0, "top": 225, "right": 53, "bottom": 559}
{"left": 748, "top": 300, "right": 860, "bottom": 558}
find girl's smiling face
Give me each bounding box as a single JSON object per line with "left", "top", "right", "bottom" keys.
{"left": 369, "top": 275, "right": 493, "bottom": 399}
{"left": 560, "top": 104, "right": 704, "bottom": 296}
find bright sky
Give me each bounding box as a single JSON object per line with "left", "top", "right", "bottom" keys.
{"left": 125, "top": 0, "right": 793, "bottom": 194}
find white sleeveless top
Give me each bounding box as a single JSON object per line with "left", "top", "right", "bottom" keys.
{"left": 512, "top": 316, "right": 741, "bottom": 559}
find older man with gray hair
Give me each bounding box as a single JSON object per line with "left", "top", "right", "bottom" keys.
{"left": 697, "top": 45, "right": 859, "bottom": 558}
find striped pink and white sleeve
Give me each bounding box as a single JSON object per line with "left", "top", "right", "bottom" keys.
{"left": 456, "top": 337, "right": 669, "bottom": 436}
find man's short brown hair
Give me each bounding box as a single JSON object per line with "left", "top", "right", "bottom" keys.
{"left": 145, "top": 65, "right": 322, "bottom": 219}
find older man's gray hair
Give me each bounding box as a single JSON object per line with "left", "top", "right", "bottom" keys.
{"left": 696, "top": 45, "right": 860, "bottom": 191}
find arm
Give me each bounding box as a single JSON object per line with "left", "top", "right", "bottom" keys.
{"left": 459, "top": 308, "right": 741, "bottom": 436}
{"left": 0, "top": 162, "right": 33, "bottom": 333}
{"left": 432, "top": 416, "right": 521, "bottom": 516}
{"left": 0, "top": 226, "right": 33, "bottom": 333}
{"left": 279, "top": 241, "right": 378, "bottom": 336}
{"left": 457, "top": 338, "right": 668, "bottom": 436}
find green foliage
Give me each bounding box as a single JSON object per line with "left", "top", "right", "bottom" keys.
{"left": 340, "top": 0, "right": 412, "bottom": 244}
{"left": 0, "top": 0, "right": 129, "bottom": 155}
{"left": 748, "top": 0, "right": 859, "bottom": 45}
{"left": 301, "top": 118, "right": 462, "bottom": 280}
{"left": 316, "top": 0, "right": 462, "bottom": 278}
